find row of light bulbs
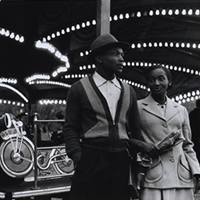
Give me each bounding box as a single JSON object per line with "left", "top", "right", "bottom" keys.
{"left": 65, "top": 74, "right": 87, "bottom": 79}
{"left": 0, "top": 28, "right": 24, "bottom": 43}
{"left": 1, "top": 93, "right": 197, "bottom": 106}
{"left": 1, "top": 7, "right": 199, "bottom": 68}
{"left": 77, "top": 61, "right": 200, "bottom": 77}
{"left": 5, "top": 89, "right": 200, "bottom": 106}
{"left": 125, "top": 62, "right": 200, "bottom": 76}
{"left": 35, "top": 41, "right": 70, "bottom": 77}
{"left": 121, "top": 78, "right": 147, "bottom": 91}
{"left": 0, "top": 99, "right": 25, "bottom": 107}
{"left": 0, "top": 6, "right": 199, "bottom": 105}
{"left": 79, "top": 41, "right": 200, "bottom": 58}
{"left": 64, "top": 73, "right": 147, "bottom": 92}
{"left": 25, "top": 74, "right": 50, "bottom": 83}
{"left": 0, "top": 78, "right": 17, "bottom": 84}
{"left": 37, "top": 91, "right": 200, "bottom": 106}
{"left": 133, "top": 8, "right": 200, "bottom": 18}
{"left": 131, "top": 41, "right": 200, "bottom": 49}
{"left": 79, "top": 64, "right": 96, "bottom": 71}
{"left": 28, "top": 80, "right": 71, "bottom": 88}
{"left": 115, "top": 8, "right": 200, "bottom": 19}
{"left": 39, "top": 99, "right": 66, "bottom": 105}
{"left": 35, "top": 41, "right": 69, "bottom": 63}
{"left": 40, "top": 7, "right": 200, "bottom": 42}
{"left": 63, "top": 73, "right": 147, "bottom": 91}
{"left": 2, "top": 8, "right": 198, "bottom": 80}
{"left": 3, "top": 72, "right": 198, "bottom": 106}
{"left": 121, "top": 78, "right": 200, "bottom": 105}
{"left": 41, "top": 20, "right": 96, "bottom": 42}
{"left": 0, "top": 87, "right": 198, "bottom": 106}
{"left": 172, "top": 90, "right": 200, "bottom": 104}
{"left": 0, "top": 29, "right": 70, "bottom": 79}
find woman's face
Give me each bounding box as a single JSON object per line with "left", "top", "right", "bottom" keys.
{"left": 148, "top": 68, "right": 170, "bottom": 96}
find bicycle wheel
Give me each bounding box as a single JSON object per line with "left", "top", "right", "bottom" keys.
{"left": 53, "top": 148, "right": 74, "bottom": 174}
{"left": 0, "top": 136, "right": 34, "bottom": 178}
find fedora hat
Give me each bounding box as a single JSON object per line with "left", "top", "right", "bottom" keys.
{"left": 88, "top": 33, "right": 129, "bottom": 61}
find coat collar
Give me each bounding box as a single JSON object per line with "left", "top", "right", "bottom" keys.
{"left": 140, "top": 95, "right": 179, "bottom": 121}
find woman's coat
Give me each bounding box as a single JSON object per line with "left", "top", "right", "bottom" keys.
{"left": 137, "top": 95, "right": 200, "bottom": 189}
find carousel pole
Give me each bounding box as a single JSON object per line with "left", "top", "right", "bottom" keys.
{"left": 32, "top": 112, "right": 39, "bottom": 189}
{"left": 96, "top": 0, "right": 111, "bottom": 36}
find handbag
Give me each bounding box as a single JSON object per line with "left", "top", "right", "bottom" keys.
{"left": 127, "top": 148, "right": 140, "bottom": 199}
{"left": 128, "top": 161, "right": 139, "bottom": 199}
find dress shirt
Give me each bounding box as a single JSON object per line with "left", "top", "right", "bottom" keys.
{"left": 93, "top": 72, "right": 121, "bottom": 120}
{"left": 150, "top": 95, "right": 167, "bottom": 117}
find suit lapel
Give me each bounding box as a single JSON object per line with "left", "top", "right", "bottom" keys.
{"left": 141, "top": 95, "right": 165, "bottom": 120}
{"left": 141, "top": 96, "right": 179, "bottom": 121}
{"left": 165, "top": 97, "right": 179, "bottom": 121}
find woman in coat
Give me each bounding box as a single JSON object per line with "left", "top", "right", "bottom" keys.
{"left": 133, "top": 65, "right": 200, "bottom": 200}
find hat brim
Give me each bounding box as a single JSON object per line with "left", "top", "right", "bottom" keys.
{"left": 87, "top": 42, "right": 130, "bottom": 62}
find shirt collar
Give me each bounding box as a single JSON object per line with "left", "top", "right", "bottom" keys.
{"left": 150, "top": 94, "right": 168, "bottom": 106}
{"left": 93, "top": 71, "right": 121, "bottom": 89}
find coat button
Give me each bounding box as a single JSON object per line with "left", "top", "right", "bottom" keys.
{"left": 162, "top": 123, "right": 168, "bottom": 128}
{"left": 170, "top": 158, "right": 174, "bottom": 162}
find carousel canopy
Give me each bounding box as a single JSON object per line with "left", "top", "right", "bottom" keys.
{"left": 0, "top": 0, "right": 200, "bottom": 105}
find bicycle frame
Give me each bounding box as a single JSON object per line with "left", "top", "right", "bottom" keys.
{"left": 0, "top": 113, "right": 74, "bottom": 186}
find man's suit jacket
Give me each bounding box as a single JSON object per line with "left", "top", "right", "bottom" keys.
{"left": 137, "top": 95, "right": 200, "bottom": 189}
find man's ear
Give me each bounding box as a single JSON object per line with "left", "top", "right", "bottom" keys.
{"left": 95, "top": 56, "right": 102, "bottom": 63}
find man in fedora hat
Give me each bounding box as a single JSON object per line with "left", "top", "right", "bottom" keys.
{"left": 63, "top": 33, "right": 150, "bottom": 200}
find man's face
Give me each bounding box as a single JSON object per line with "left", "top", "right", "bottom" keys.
{"left": 99, "top": 47, "right": 125, "bottom": 74}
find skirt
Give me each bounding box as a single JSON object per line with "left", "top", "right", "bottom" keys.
{"left": 141, "top": 188, "right": 195, "bottom": 200}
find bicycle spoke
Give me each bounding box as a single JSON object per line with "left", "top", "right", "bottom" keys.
{"left": 18, "top": 137, "right": 24, "bottom": 153}
{"left": 9, "top": 137, "right": 16, "bottom": 153}
{"left": 15, "top": 136, "right": 19, "bottom": 152}
{"left": 18, "top": 155, "right": 34, "bottom": 163}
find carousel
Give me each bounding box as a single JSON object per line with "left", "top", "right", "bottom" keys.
{"left": 0, "top": 0, "right": 200, "bottom": 199}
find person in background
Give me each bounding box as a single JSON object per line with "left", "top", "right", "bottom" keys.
{"left": 63, "top": 33, "right": 153, "bottom": 200}
{"left": 131, "top": 65, "right": 200, "bottom": 200}
{"left": 50, "top": 111, "right": 65, "bottom": 145}
{"left": 189, "top": 99, "right": 200, "bottom": 163}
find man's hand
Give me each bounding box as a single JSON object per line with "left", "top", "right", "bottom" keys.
{"left": 128, "top": 139, "right": 158, "bottom": 158}
{"left": 72, "top": 152, "right": 82, "bottom": 167}
{"left": 139, "top": 142, "right": 158, "bottom": 158}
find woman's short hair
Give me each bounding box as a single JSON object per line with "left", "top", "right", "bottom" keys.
{"left": 145, "top": 65, "right": 173, "bottom": 89}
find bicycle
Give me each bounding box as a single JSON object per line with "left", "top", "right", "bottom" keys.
{"left": 0, "top": 113, "right": 74, "bottom": 180}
